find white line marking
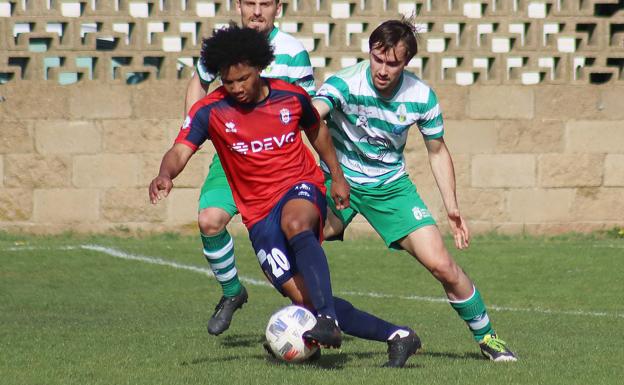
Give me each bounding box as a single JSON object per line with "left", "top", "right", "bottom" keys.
{"left": 592, "top": 244, "right": 624, "bottom": 249}
{"left": 340, "top": 291, "right": 622, "bottom": 318}
{"left": 80, "top": 244, "right": 271, "bottom": 287}
{"left": 3, "top": 245, "right": 78, "bottom": 251}
{"left": 341, "top": 290, "right": 450, "bottom": 303}
{"left": 4, "top": 244, "right": 624, "bottom": 319}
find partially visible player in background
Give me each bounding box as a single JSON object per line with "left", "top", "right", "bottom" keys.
{"left": 184, "top": 0, "right": 316, "bottom": 336}
{"left": 152, "top": 26, "right": 421, "bottom": 367}
{"left": 313, "top": 18, "right": 517, "bottom": 362}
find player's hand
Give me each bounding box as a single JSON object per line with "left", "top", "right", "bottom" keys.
{"left": 448, "top": 209, "right": 470, "bottom": 250}
{"left": 148, "top": 175, "right": 173, "bottom": 204}
{"left": 330, "top": 175, "right": 350, "bottom": 210}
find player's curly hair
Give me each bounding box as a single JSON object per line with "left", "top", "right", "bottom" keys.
{"left": 200, "top": 24, "right": 275, "bottom": 75}
{"left": 369, "top": 17, "right": 419, "bottom": 64}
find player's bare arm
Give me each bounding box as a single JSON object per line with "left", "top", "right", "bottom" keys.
{"left": 312, "top": 98, "right": 331, "bottom": 120}
{"left": 424, "top": 137, "right": 470, "bottom": 249}
{"left": 309, "top": 99, "right": 350, "bottom": 209}
{"left": 304, "top": 119, "right": 350, "bottom": 210}
{"left": 149, "top": 143, "right": 195, "bottom": 204}
{"left": 184, "top": 73, "right": 210, "bottom": 116}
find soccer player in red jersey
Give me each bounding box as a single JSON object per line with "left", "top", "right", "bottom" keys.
{"left": 149, "top": 25, "right": 421, "bottom": 366}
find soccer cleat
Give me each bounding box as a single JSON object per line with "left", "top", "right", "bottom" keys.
{"left": 207, "top": 286, "right": 248, "bottom": 335}
{"left": 308, "top": 346, "right": 322, "bottom": 362}
{"left": 479, "top": 334, "right": 517, "bottom": 362}
{"left": 382, "top": 328, "right": 421, "bottom": 368}
{"left": 302, "top": 315, "right": 342, "bottom": 348}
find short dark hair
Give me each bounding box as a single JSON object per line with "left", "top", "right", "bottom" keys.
{"left": 368, "top": 18, "right": 418, "bottom": 64}
{"left": 200, "top": 24, "right": 274, "bottom": 75}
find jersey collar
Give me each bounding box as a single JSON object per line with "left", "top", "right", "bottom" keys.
{"left": 365, "top": 60, "right": 404, "bottom": 101}
{"left": 267, "top": 26, "right": 278, "bottom": 43}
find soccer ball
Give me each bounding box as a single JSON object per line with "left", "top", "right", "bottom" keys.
{"left": 265, "top": 305, "right": 319, "bottom": 362}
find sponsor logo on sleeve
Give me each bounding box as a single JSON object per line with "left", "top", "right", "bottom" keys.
{"left": 316, "top": 88, "right": 328, "bottom": 97}
{"left": 182, "top": 115, "right": 192, "bottom": 130}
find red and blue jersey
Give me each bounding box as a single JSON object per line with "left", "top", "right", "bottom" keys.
{"left": 175, "top": 78, "right": 326, "bottom": 228}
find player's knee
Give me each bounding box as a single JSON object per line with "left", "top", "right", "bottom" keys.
{"left": 198, "top": 209, "right": 230, "bottom": 235}
{"left": 281, "top": 217, "right": 313, "bottom": 239}
{"left": 430, "top": 258, "right": 461, "bottom": 286}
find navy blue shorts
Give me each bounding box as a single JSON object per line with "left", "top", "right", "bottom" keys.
{"left": 248, "top": 182, "right": 327, "bottom": 294}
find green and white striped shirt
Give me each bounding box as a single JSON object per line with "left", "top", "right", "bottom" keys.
{"left": 196, "top": 27, "right": 315, "bottom": 95}
{"left": 314, "top": 60, "right": 444, "bottom": 187}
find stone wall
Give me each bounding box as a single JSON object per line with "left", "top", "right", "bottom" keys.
{"left": 2, "top": 81, "right": 622, "bottom": 235}
{"left": 1, "top": 0, "right": 623, "bottom": 235}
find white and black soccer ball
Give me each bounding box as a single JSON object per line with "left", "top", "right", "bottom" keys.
{"left": 265, "top": 305, "right": 319, "bottom": 362}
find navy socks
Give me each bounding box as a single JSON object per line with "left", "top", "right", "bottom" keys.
{"left": 289, "top": 231, "right": 402, "bottom": 341}
{"left": 334, "top": 297, "right": 399, "bottom": 341}
{"left": 289, "top": 230, "right": 337, "bottom": 320}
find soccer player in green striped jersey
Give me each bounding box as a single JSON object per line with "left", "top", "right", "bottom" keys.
{"left": 184, "top": 0, "right": 315, "bottom": 336}
{"left": 312, "top": 18, "right": 517, "bottom": 362}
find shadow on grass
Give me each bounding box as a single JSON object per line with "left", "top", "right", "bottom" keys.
{"left": 261, "top": 349, "right": 425, "bottom": 369}
{"left": 181, "top": 355, "right": 249, "bottom": 366}
{"left": 263, "top": 352, "right": 349, "bottom": 370}
{"left": 421, "top": 351, "right": 484, "bottom": 361}
{"left": 182, "top": 343, "right": 384, "bottom": 369}
{"left": 179, "top": 333, "right": 264, "bottom": 366}
{"left": 181, "top": 333, "right": 477, "bottom": 368}
{"left": 181, "top": 350, "right": 429, "bottom": 369}
{"left": 219, "top": 332, "right": 264, "bottom": 348}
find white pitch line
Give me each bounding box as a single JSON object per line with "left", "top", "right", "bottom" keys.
{"left": 3, "top": 244, "right": 624, "bottom": 319}
{"left": 592, "top": 244, "right": 624, "bottom": 249}
{"left": 339, "top": 291, "right": 623, "bottom": 318}
{"left": 80, "top": 244, "right": 271, "bottom": 287}
{"left": 3, "top": 245, "right": 78, "bottom": 251}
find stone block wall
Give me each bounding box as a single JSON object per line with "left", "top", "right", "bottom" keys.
{"left": 405, "top": 84, "right": 624, "bottom": 235}
{"left": 1, "top": 0, "right": 623, "bottom": 235}
{"left": 1, "top": 81, "right": 622, "bottom": 235}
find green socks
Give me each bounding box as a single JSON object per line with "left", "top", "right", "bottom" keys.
{"left": 449, "top": 286, "right": 494, "bottom": 342}
{"left": 201, "top": 230, "right": 242, "bottom": 297}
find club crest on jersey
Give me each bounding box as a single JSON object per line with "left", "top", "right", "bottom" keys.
{"left": 280, "top": 108, "right": 291, "bottom": 124}
{"left": 397, "top": 104, "right": 408, "bottom": 123}
{"left": 356, "top": 115, "right": 368, "bottom": 129}
{"left": 225, "top": 121, "right": 237, "bottom": 133}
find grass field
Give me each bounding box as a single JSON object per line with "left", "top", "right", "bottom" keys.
{"left": 1, "top": 231, "right": 623, "bottom": 385}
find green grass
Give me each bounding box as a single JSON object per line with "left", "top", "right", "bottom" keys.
{"left": 1, "top": 232, "right": 623, "bottom": 385}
